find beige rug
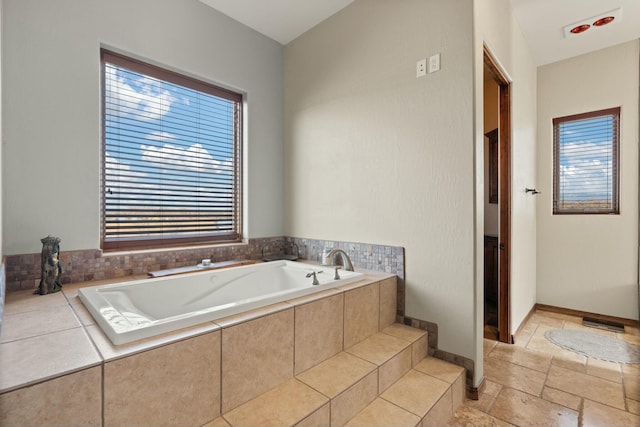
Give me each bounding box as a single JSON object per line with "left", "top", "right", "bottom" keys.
{"left": 545, "top": 329, "right": 640, "bottom": 364}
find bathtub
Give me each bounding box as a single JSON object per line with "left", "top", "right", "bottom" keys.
{"left": 78, "top": 260, "right": 363, "bottom": 345}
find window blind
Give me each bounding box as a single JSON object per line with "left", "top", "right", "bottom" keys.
{"left": 553, "top": 107, "right": 619, "bottom": 214}
{"left": 101, "top": 49, "right": 242, "bottom": 250}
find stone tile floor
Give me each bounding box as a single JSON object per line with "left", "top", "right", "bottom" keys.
{"left": 450, "top": 310, "right": 640, "bottom": 427}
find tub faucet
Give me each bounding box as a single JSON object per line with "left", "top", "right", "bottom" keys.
{"left": 306, "top": 271, "right": 322, "bottom": 286}
{"left": 326, "top": 248, "right": 354, "bottom": 271}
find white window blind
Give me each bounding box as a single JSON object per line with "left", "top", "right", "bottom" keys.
{"left": 553, "top": 107, "right": 619, "bottom": 214}
{"left": 101, "top": 49, "right": 242, "bottom": 250}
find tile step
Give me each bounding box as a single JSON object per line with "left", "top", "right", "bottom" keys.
{"left": 348, "top": 358, "right": 466, "bottom": 427}
{"left": 213, "top": 323, "right": 465, "bottom": 427}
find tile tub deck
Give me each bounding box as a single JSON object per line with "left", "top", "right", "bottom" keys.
{"left": 0, "top": 265, "right": 466, "bottom": 426}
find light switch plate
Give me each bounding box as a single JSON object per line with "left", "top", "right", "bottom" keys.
{"left": 428, "top": 53, "right": 441, "bottom": 73}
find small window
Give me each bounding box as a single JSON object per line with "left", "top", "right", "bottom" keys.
{"left": 553, "top": 107, "right": 620, "bottom": 214}
{"left": 101, "top": 49, "right": 243, "bottom": 250}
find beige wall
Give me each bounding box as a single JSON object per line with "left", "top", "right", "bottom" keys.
{"left": 285, "top": 0, "right": 478, "bottom": 377}
{"left": 2, "top": 0, "right": 284, "bottom": 254}
{"left": 537, "top": 41, "right": 639, "bottom": 320}
{"left": 1, "top": 0, "right": 4, "bottom": 329}
{"left": 285, "top": 0, "right": 537, "bottom": 387}
{"left": 474, "top": 0, "right": 538, "bottom": 380}
{"left": 0, "top": 0, "right": 3, "bottom": 261}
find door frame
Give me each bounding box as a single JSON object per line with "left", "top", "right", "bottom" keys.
{"left": 483, "top": 46, "right": 512, "bottom": 343}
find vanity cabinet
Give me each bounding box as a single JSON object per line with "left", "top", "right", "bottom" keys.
{"left": 484, "top": 235, "right": 498, "bottom": 305}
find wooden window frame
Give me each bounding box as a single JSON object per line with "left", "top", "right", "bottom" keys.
{"left": 553, "top": 107, "right": 620, "bottom": 215}
{"left": 101, "top": 49, "right": 243, "bottom": 251}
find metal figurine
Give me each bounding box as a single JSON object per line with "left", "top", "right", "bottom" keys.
{"left": 35, "top": 236, "right": 62, "bottom": 295}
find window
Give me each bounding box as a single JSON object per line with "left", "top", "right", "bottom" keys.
{"left": 101, "top": 49, "right": 242, "bottom": 250}
{"left": 553, "top": 107, "right": 620, "bottom": 214}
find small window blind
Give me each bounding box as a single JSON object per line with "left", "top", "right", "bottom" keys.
{"left": 553, "top": 107, "right": 619, "bottom": 214}
{"left": 101, "top": 49, "right": 242, "bottom": 250}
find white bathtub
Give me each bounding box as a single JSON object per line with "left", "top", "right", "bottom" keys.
{"left": 78, "top": 260, "right": 363, "bottom": 345}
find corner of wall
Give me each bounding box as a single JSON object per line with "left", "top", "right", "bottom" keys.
{"left": 0, "top": 261, "right": 5, "bottom": 335}
{"left": 1, "top": 0, "right": 5, "bottom": 331}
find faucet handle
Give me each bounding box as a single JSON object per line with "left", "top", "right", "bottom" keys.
{"left": 333, "top": 266, "right": 341, "bottom": 280}
{"left": 306, "top": 271, "right": 323, "bottom": 285}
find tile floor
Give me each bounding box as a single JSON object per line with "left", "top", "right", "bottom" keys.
{"left": 449, "top": 310, "right": 640, "bottom": 427}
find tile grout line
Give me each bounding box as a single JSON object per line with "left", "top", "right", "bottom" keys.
{"left": 292, "top": 304, "right": 297, "bottom": 379}
{"left": 219, "top": 327, "right": 223, "bottom": 424}
{"left": 0, "top": 322, "right": 85, "bottom": 346}
{"left": 463, "top": 312, "right": 639, "bottom": 426}
{"left": 489, "top": 341, "right": 553, "bottom": 375}
{"left": 101, "top": 363, "right": 105, "bottom": 427}
{"left": 483, "top": 383, "right": 501, "bottom": 414}
{"left": 539, "top": 322, "right": 555, "bottom": 399}
{"left": 622, "top": 370, "right": 630, "bottom": 412}
{"left": 536, "top": 343, "right": 585, "bottom": 419}
{"left": 482, "top": 386, "right": 518, "bottom": 426}
{"left": 577, "top": 397, "right": 585, "bottom": 427}
{"left": 543, "top": 384, "right": 585, "bottom": 410}
{"left": 378, "top": 392, "right": 424, "bottom": 419}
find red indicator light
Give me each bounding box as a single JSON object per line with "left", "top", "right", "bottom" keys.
{"left": 593, "top": 16, "right": 614, "bottom": 26}
{"left": 570, "top": 24, "right": 591, "bottom": 34}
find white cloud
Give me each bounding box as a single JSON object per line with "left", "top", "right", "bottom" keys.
{"left": 105, "top": 66, "right": 176, "bottom": 121}
{"left": 104, "top": 152, "right": 149, "bottom": 195}
{"left": 104, "top": 152, "right": 147, "bottom": 178}
{"left": 104, "top": 152, "right": 234, "bottom": 217}
{"left": 559, "top": 141, "right": 612, "bottom": 200}
{"left": 140, "top": 143, "right": 232, "bottom": 173}
{"left": 146, "top": 131, "right": 176, "bottom": 142}
{"left": 105, "top": 153, "right": 184, "bottom": 199}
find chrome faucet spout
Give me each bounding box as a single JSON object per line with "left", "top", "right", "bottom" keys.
{"left": 326, "top": 248, "right": 354, "bottom": 271}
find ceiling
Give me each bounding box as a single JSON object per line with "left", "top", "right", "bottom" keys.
{"left": 199, "top": 0, "right": 354, "bottom": 45}
{"left": 200, "top": 0, "right": 640, "bottom": 66}
{"left": 511, "top": 0, "right": 640, "bottom": 65}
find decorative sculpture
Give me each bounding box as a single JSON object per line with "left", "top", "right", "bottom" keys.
{"left": 35, "top": 236, "right": 62, "bottom": 295}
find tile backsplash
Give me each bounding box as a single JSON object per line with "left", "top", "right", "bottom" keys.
{"left": 3, "top": 237, "right": 405, "bottom": 308}
{"left": 4, "top": 237, "right": 279, "bottom": 291}
{"left": 286, "top": 237, "right": 404, "bottom": 279}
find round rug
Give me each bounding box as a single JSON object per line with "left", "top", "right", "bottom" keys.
{"left": 544, "top": 329, "right": 640, "bottom": 364}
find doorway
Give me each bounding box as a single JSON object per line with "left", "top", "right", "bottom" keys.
{"left": 483, "top": 46, "right": 512, "bottom": 343}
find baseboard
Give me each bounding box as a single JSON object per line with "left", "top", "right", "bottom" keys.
{"left": 400, "top": 315, "right": 439, "bottom": 355}
{"left": 400, "top": 315, "right": 480, "bottom": 399}
{"left": 467, "top": 376, "right": 485, "bottom": 401}
{"left": 512, "top": 304, "right": 537, "bottom": 344}
{"left": 432, "top": 348, "right": 477, "bottom": 400}
{"left": 535, "top": 303, "right": 639, "bottom": 328}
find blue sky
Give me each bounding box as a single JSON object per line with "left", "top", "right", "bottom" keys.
{"left": 557, "top": 115, "right": 614, "bottom": 202}
{"left": 104, "top": 63, "right": 236, "bottom": 211}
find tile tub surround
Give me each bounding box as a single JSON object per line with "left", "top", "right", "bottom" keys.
{"left": 4, "top": 236, "right": 405, "bottom": 294}
{"left": 287, "top": 237, "right": 406, "bottom": 318}
{"left": 1, "top": 268, "right": 418, "bottom": 426}
{"left": 0, "top": 367, "right": 102, "bottom": 427}
{"left": 4, "top": 237, "right": 284, "bottom": 291}
{"left": 286, "top": 237, "right": 405, "bottom": 278}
